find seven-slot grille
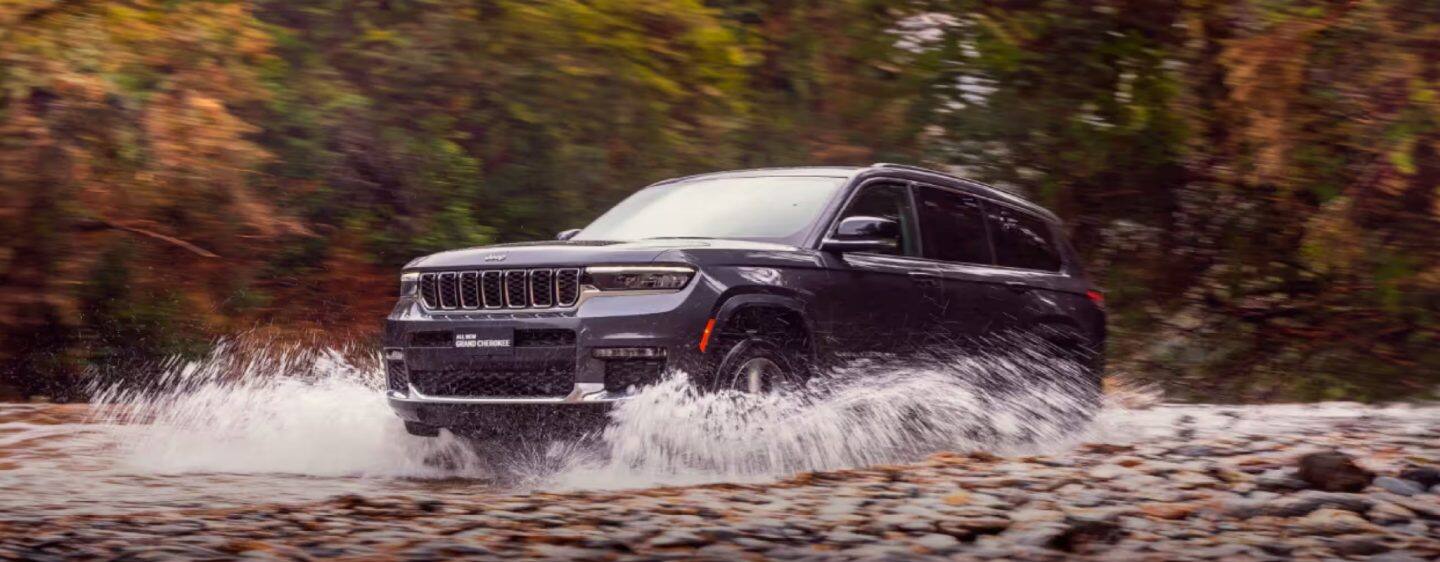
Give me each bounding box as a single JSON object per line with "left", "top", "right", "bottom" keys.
{"left": 419, "top": 269, "right": 580, "bottom": 310}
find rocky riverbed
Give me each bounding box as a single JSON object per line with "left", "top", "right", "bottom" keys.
{"left": 3, "top": 399, "right": 1438, "bottom": 561}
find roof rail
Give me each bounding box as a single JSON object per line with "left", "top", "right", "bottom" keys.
{"left": 871, "top": 162, "right": 973, "bottom": 183}
{"left": 870, "top": 163, "right": 1058, "bottom": 221}
{"left": 873, "top": 162, "right": 939, "bottom": 173}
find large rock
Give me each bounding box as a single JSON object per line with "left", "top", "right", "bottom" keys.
{"left": 1296, "top": 508, "right": 1379, "bottom": 535}
{"left": 1296, "top": 452, "right": 1373, "bottom": 492}
{"left": 1372, "top": 476, "right": 1425, "bottom": 497}
{"left": 1397, "top": 466, "right": 1440, "bottom": 489}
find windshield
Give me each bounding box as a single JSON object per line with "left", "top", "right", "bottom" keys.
{"left": 574, "top": 176, "right": 846, "bottom": 242}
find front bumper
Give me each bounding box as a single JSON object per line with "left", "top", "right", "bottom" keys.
{"left": 382, "top": 277, "right": 717, "bottom": 422}
{"left": 387, "top": 381, "right": 631, "bottom": 405}
{"left": 386, "top": 382, "right": 628, "bottom": 429}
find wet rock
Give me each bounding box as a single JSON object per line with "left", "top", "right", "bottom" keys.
{"left": 913, "top": 533, "right": 959, "bottom": 552}
{"left": 1367, "top": 501, "right": 1417, "bottom": 525}
{"left": 1381, "top": 494, "right": 1440, "bottom": 518}
{"left": 1331, "top": 536, "right": 1390, "bottom": 556}
{"left": 1170, "top": 445, "right": 1217, "bottom": 457}
{"left": 1297, "top": 508, "right": 1379, "bottom": 535}
{"left": 648, "top": 530, "right": 711, "bottom": 548}
{"left": 1086, "top": 465, "right": 1131, "bottom": 480}
{"left": 1367, "top": 553, "right": 1426, "bottom": 562}
{"left": 1296, "top": 452, "right": 1373, "bottom": 492}
{"left": 1255, "top": 469, "right": 1309, "bottom": 491}
{"left": 1068, "top": 492, "right": 1105, "bottom": 507}
{"left": 1137, "top": 502, "right": 1195, "bottom": 520}
{"left": 1187, "top": 543, "right": 1257, "bottom": 559}
{"left": 1218, "top": 498, "right": 1264, "bottom": 519}
{"left": 1262, "top": 490, "right": 1373, "bottom": 517}
{"left": 820, "top": 529, "right": 875, "bottom": 545}
{"left": 937, "top": 516, "right": 1010, "bottom": 536}
{"left": 1397, "top": 466, "right": 1440, "bottom": 489}
{"left": 1053, "top": 518, "right": 1124, "bottom": 551}
{"left": 1001, "top": 522, "right": 1069, "bottom": 549}
{"left": 1373, "top": 476, "right": 1425, "bottom": 496}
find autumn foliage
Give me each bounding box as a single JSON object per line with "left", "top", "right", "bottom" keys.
{"left": 0, "top": 0, "right": 1436, "bottom": 401}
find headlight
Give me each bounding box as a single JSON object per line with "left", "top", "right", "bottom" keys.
{"left": 585, "top": 265, "right": 695, "bottom": 291}
{"left": 399, "top": 272, "right": 420, "bottom": 297}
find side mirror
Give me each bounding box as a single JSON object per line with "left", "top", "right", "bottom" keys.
{"left": 557, "top": 229, "right": 581, "bottom": 241}
{"left": 820, "top": 216, "right": 900, "bottom": 253}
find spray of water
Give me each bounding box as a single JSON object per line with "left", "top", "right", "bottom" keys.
{"left": 552, "top": 348, "right": 1102, "bottom": 488}
{"left": 17, "top": 338, "right": 1435, "bottom": 519}
{"left": 88, "top": 341, "right": 486, "bottom": 479}
{"left": 79, "top": 339, "right": 1104, "bottom": 491}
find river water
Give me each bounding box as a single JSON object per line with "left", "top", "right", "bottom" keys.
{"left": 2, "top": 346, "right": 1435, "bottom": 521}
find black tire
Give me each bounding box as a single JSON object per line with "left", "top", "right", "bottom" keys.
{"left": 404, "top": 421, "right": 440, "bottom": 437}
{"left": 712, "top": 338, "right": 804, "bottom": 393}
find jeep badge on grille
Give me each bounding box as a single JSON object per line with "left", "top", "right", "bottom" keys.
{"left": 483, "top": 254, "right": 506, "bottom": 262}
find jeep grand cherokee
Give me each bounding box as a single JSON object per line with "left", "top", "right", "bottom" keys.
{"left": 385, "top": 164, "right": 1105, "bottom": 436}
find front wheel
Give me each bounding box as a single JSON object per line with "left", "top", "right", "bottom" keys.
{"left": 713, "top": 338, "right": 804, "bottom": 393}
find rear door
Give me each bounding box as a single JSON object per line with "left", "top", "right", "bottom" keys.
{"left": 978, "top": 202, "right": 1068, "bottom": 335}
{"left": 815, "top": 181, "right": 940, "bottom": 354}
{"left": 913, "top": 184, "right": 1010, "bottom": 345}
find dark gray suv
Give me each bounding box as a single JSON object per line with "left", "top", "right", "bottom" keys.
{"left": 385, "top": 164, "right": 1105, "bottom": 436}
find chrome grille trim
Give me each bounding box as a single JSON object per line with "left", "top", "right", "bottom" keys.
{"left": 459, "top": 272, "right": 480, "bottom": 309}
{"left": 418, "top": 268, "right": 586, "bottom": 311}
{"left": 481, "top": 271, "right": 503, "bottom": 309}
{"left": 530, "top": 269, "right": 554, "bottom": 308}
{"left": 555, "top": 268, "right": 580, "bottom": 306}
{"left": 419, "top": 274, "right": 440, "bottom": 309}
{"left": 504, "top": 270, "right": 528, "bottom": 308}
{"left": 437, "top": 273, "right": 458, "bottom": 309}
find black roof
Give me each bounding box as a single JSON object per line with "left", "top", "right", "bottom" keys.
{"left": 648, "top": 163, "right": 1059, "bottom": 222}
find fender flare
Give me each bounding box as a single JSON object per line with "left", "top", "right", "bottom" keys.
{"left": 710, "top": 293, "right": 817, "bottom": 358}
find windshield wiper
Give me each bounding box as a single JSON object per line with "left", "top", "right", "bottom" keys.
{"left": 639, "top": 236, "right": 723, "bottom": 240}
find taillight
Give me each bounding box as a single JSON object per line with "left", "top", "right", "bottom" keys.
{"left": 1086, "top": 290, "right": 1105, "bottom": 309}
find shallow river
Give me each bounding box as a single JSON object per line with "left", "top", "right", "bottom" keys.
{"left": 2, "top": 348, "right": 1435, "bottom": 521}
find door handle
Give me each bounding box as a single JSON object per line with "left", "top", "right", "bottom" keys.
{"left": 908, "top": 271, "right": 940, "bottom": 286}
{"left": 1003, "top": 281, "right": 1030, "bottom": 293}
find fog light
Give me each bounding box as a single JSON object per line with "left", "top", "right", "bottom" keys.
{"left": 592, "top": 347, "right": 666, "bottom": 359}
{"left": 385, "top": 349, "right": 405, "bottom": 361}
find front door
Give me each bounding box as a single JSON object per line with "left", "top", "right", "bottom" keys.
{"left": 814, "top": 181, "right": 940, "bottom": 356}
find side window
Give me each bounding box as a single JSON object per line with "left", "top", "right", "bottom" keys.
{"left": 916, "top": 186, "right": 992, "bottom": 264}
{"left": 837, "top": 183, "right": 918, "bottom": 256}
{"left": 984, "top": 204, "right": 1062, "bottom": 271}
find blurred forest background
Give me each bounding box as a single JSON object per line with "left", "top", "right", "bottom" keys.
{"left": 1, "top": 0, "right": 1436, "bottom": 402}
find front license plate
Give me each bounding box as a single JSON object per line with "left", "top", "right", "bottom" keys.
{"left": 454, "top": 329, "right": 514, "bottom": 355}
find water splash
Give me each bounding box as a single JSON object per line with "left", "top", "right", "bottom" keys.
{"left": 13, "top": 340, "right": 1438, "bottom": 519}
{"left": 88, "top": 342, "right": 486, "bottom": 479}
{"left": 549, "top": 348, "right": 1102, "bottom": 489}
{"left": 76, "top": 339, "right": 1107, "bottom": 488}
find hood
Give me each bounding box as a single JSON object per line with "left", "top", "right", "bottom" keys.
{"left": 405, "top": 238, "right": 799, "bottom": 270}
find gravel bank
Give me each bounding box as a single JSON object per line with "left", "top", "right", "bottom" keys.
{"left": 3, "top": 404, "right": 1438, "bottom": 561}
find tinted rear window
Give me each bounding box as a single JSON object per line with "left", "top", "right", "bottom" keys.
{"left": 984, "top": 204, "right": 1062, "bottom": 271}
{"left": 916, "top": 186, "right": 991, "bottom": 264}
